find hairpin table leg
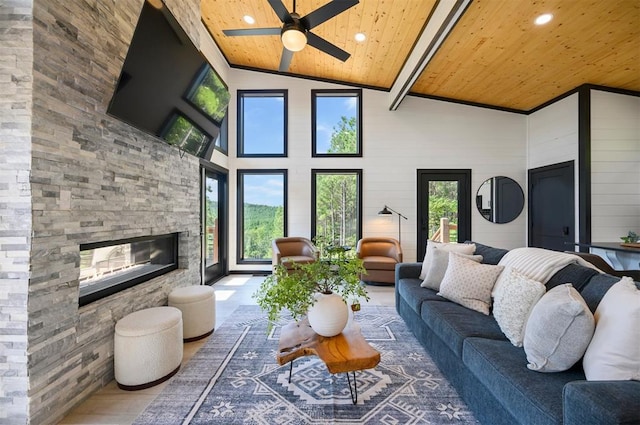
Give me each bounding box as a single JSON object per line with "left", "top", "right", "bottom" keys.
{"left": 346, "top": 371, "right": 357, "bottom": 404}
{"left": 288, "top": 360, "right": 294, "bottom": 384}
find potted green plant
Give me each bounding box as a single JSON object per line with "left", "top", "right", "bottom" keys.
{"left": 254, "top": 242, "right": 369, "bottom": 335}
{"left": 621, "top": 231, "right": 639, "bottom": 244}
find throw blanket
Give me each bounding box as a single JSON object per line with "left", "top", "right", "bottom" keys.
{"left": 498, "top": 247, "right": 602, "bottom": 283}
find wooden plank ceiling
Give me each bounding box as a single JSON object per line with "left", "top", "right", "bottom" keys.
{"left": 201, "top": 0, "right": 640, "bottom": 111}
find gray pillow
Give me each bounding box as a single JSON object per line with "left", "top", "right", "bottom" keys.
{"left": 421, "top": 248, "right": 482, "bottom": 290}
{"left": 419, "top": 241, "right": 476, "bottom": 279}
{"left": 523, "top": 284, "right": 595, "bottom": 372}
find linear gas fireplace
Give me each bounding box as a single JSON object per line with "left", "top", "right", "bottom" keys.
{"left": 79, "top": 233, "right": 178, "bottom": 306}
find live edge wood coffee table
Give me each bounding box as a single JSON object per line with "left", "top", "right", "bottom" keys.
{"left": 276, "top": 317, "right": 380, "bottom": 404}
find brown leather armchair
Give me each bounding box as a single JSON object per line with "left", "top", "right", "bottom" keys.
{"left": 272, "top": 237, "right": 319, "bottom": 270}
{"left": 356, "top": 237, "right": 403, "bottom": 285}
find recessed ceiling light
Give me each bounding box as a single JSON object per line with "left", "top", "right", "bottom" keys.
{"left": 534, "top": 13, "right": 553, "bottom": 25}
{"left": 243, "top": 15, "right": 255, "bottom": 25}
{"left": 354, "top": 32, "right": 366, "bottom": 42}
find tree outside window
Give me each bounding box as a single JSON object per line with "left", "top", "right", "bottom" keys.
{"left": 428, "top": 181, "right": 459, "bottom": 241}
{"left": 237, "top": 170, "right": 287, "bottom": 263}
{"left": 312, "top": 169, "right": 362, "bottom": 249}
{"left": 312, "top": 89, "right": 362, "bottom": 157}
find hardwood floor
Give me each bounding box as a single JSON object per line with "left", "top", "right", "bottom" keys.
{"left": 58, "top": 275, "right": 395, "bottom": 425}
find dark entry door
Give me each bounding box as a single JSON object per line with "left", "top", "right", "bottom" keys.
{"left": 417, "top": 169, "right": 471, "bottom": 261}
{"left": 528, "top": 161, "right": 575, "bottom": 251}
{"left": 202, "top": 168, "right": 227, "bottom": 284}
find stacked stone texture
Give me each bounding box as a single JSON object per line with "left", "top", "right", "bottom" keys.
{"left": 0, "top": 1, "right": 33, "bottom": 423}
{"left": 19, "top": 0, "right": 203, "bottom": 423}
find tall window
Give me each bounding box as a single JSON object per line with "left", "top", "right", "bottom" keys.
{"left": 312, "top": 89, "right": 362, "bottom": 157}
{"left": 312, "top": 169, "right": 362, "bottom": 249}
{"left": 237, "top": 170, "right": 287, "bottom": 263}
{"left": 238, "top": 90, "right": 287, "bottom": 157}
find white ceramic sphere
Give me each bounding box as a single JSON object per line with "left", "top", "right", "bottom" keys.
{"left": 307, "top": 292, "right": 349, "bottom": 337}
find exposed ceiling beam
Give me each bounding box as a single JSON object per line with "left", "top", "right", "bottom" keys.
{"left": 388, "top": 0, "right": 472, "bottom": 111}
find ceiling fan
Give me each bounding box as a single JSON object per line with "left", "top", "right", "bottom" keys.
{"left": 223, "top": 0, "right": 359, "bottom": 72}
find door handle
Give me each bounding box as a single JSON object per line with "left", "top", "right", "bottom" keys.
{"left": 562, "top": 226, "right": 570, "bottom": 236}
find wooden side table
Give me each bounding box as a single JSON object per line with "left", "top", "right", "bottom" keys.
{"left": 276, "top": 317, "right": 380, "bottom": 404}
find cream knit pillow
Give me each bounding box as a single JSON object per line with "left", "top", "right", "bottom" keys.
{"left": 493, "top": 269, "right": 546, "bottom": 347}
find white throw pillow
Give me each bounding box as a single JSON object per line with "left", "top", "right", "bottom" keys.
{"left": 421, "top": 248, "right": 482, "bottom": 290}
{"left": 493, "top": 269, "right": 546, "bottom": 347}
{"left": 437, "top": 252, "right": 504, "bottom": 315}
{"left": 523, "top": 284, "right": 594, "bottom": 372}
{"left": 583, "top": 277, "right": 640, "bottom": 381}
{"left": 419, "top": 241, "right": 476, "bottom": 280}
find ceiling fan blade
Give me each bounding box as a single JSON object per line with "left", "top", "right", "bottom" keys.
{"left": 302, "top": 0, "right": 359, "bottom": 30}
{"left": 306, "top": 32, "right": 350, "bottom": 62}
{"left": 223, "top": 28, "right": 281, "bottom": 36}
{"left": 279, "top": 48, "right": 294, "bottom": 72}
{"left": 267, "top": 0, "right": 291, "bottom": 23}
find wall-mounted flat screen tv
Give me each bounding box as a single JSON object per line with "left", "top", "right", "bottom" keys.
{"left": 107, "top": 2, "right": 229, "bottom": 158}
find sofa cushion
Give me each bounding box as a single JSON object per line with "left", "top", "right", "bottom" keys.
{"left": 437, "top": 253, "right": 504, "bottom": 315}
{"left": 545, "top": 263, "right": 599, "bottom": 292}
{"left": 463, "top": 337, "right": 585, "bottom": 425}
{"left": 465, "top": 241, "right": 509, "bottom": 265}
{"left": 419, "top": 240, "right": 476, "bottom": 279}
{"left": 563, "top": 380, "right": 640, "bottom": 425}
{"left": 420, "top": 300, "right": 506, "bottom": 357}
{"left": 523, "top": 284, "right": 594, "bottom": 372}
{"left": 583, "top": 277, "right": 640, "bottom": 381}
{"left": 396, "top": 278, "right": 445, "bottom": 315}
{"left": 361, "top": 255, "right": 397, "bottom": 270}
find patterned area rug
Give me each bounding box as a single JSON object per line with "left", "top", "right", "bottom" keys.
{"left": 134, "top": 305, "right": 479, "bottom": 424}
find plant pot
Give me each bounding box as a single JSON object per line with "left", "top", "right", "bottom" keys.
{"left": 307, "top": 292, "right": 349, "bottom": 337}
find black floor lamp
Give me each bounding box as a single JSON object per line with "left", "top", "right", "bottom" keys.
{"left": 378, "top": 205, "right": 408, "bottom": 244}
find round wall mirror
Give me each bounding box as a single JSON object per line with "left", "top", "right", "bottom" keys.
{"left": 476, "top": 176, "right": 524, "bottom": 223}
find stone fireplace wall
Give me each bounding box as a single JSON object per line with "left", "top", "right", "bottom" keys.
{"left": 1, "top": 1, "right": 33, "bottom": 423}
{"left": 28, "top": 0, "right": 203, "bottom": 423}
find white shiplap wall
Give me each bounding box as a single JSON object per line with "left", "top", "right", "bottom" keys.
{"left": 527, "top": 93, "right": 580, "bottom": 242}
{"left": 527, "top": 94, "right": 579, "bottom": 169}
{"left": 223, "top": 69, "right": 527, "bottom": 270}
{"left": 590, "top": 90, "right": 640, "bottom": 242}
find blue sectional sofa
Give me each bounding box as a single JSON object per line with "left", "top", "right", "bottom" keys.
{"left": 395, "top": 242, "right": 640, "bottom": 425}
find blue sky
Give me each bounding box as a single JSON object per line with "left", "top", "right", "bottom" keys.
{"left": 243, "top": 173, "right": 284, "bottom": 206}
{"left": 243, "top": 96, "right": 285, "bottom": 154}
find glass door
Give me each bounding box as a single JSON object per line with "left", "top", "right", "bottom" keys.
{"left": 202, "top": 168, "right": 227, "bottom": 283}
{"left": 417, "top": 169, "right": 471, "bottom": 261}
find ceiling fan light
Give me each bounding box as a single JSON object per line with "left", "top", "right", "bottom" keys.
{"left": 281, "top": 24, "right": 307, "bottom": 52}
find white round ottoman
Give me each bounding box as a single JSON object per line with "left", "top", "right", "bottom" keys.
{"left": 168, "top": 285, "right": 216, "bottom": 342}
{"left": 114, "top": 306, "right": 183, "bottom": 390}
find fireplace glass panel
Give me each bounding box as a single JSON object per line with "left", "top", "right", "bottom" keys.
{"left": 79, "top": 233, "right": 178, "bottom": 306}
